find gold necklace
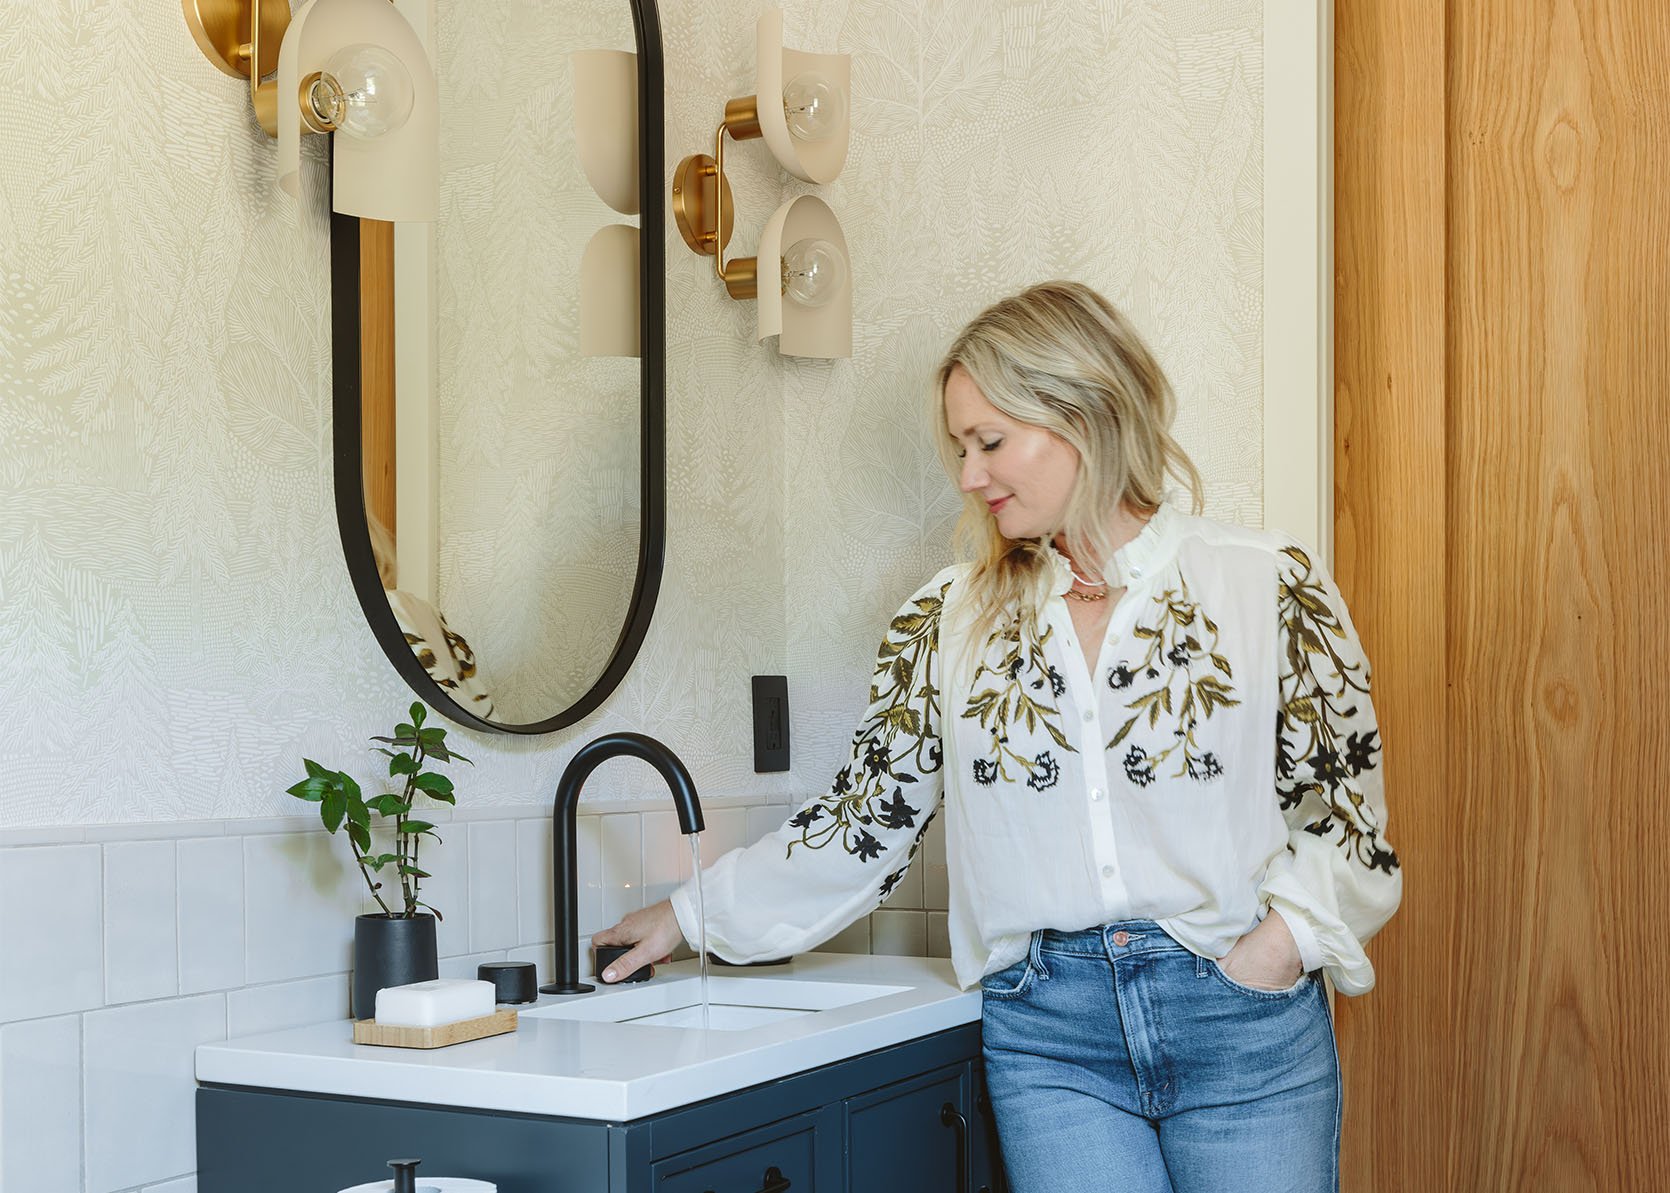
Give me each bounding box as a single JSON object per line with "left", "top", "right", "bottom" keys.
{"left": 1058, "top": 545, "right": 1109, "bottom": 602}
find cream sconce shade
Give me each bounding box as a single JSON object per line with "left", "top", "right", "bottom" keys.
{"left": 573, "top": 50, "right": 640, "bottom": 216}
{"left": 574, "top": 50, "right": 642, "bottom": 358}
{"left": 670, "top": 8, "right": 852, "bottom": 358}
{"left": 181, "top": 0, "right": 438, "bottom": 222}
{"left": 580, "top": 226, "right": 641, "bottom": 358}
{"left": 753, "top": 7, "right": 850, "bottom": 184}
{"left": 757, "top": 197, "right": 850, "bottom": 359}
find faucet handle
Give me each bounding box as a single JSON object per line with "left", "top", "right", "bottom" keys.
{"left": 593, "top": 944, "right": 654, "bottom": 983}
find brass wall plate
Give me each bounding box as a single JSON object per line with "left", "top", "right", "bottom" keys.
{"left": 671, "top": 153, "right": 734, "bottom": 256}
{"left": 181, "top": 0, "right": 291, "bottom": 80}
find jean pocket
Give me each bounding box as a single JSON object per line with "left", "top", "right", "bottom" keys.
{"left": 1206, "top": 957, "right": 1313, "bottom": 1000}
{"left": 979, "top": 955, "right": 1036, "bottom": 1000}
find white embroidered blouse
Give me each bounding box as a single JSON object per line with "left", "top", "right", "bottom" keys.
{"left": 670, "top": 505, "right": 1402, "bottom": 995}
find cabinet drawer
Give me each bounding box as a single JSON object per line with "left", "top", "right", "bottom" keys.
{"left": 653, "top": 1114, "right": 817, "bottom": 1193}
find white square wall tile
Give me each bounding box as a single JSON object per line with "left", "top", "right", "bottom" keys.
{"left": 438, "top": 951, "right": 508, "bottom": 981}
{"left": 818, "top": 916, "right": 871, "bottom": 955}
{"left": 228, "top": 975, "right": 347, "bottom": 1037}
{"left": 696, "top": 808, "right": 747, "bottom": 871}
{"left": 924, "top": 814, "right": 947, "bottom": 867}
{"left": 242, "top": 833, "right": 359, "bottom": 985}
{"left": 0, "top": 844, "right": 103, "bottom": 1022}
{"left": 599, "top": 814, "right": 642, "bottom": 927}
{"left": 467, "top": 820, "right": 518, "bottom": 953}
{"left": 642, "top": 807, "right": 747, "bottom": 907}
{"left": 927, "top": 912, "right": 951, "bottom": 959}
{"left": 84, "top": 994, "right": 225, "bottom": 1193}
{"left": 1, "top": 1014, "right": 81, "bottom": 1193}
{"left": 417, "top": 821, "right": 470, "bottom": 958}
{"left": 746, "top": 805, "right": 789, "bottom": 845}
{"left": 640, "top": 810, "right": 685, "bottom": 906}
{"left": 105, "top": 841, "right": 179, "bottom": 1005}
{"left": 506, "top": 943, "right": 554, "bottom": 985}
{"left": 178, "top": 837, "right": 245, "bottom": 993}
{"left": 923, "top": 863, "right": 950, "bottom": 911}
{"left": 520, "top": 815, "right": 600, "bottom": 944}
{"left": 870, "top": 910, "right": 928, "bottom": 957}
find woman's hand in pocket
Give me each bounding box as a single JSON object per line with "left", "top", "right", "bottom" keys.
{"left": 1219, "top": 909, "right": 1305, "bottom": 991}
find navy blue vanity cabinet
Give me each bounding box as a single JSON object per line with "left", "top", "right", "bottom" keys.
{"left": 845, "top": 1065, "right": 968, "bottom": 1193}
{"left": 197, "top": 1023, "right": 1007, "bottom": 1193}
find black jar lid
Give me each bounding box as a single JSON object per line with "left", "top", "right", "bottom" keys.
{"left": 477, "top": 960, "right": 538, "bottom": 1004}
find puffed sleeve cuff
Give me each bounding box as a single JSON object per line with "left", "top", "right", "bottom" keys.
{"left": 668, "top": 883, "right": 699, "bottom": 953}
{"left": 1267, "top": 896, "right": 1325, "bottom": 975}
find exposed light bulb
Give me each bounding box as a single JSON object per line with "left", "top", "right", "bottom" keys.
{"left": 309, "top": 43, "right": 415, "bottom": 139}
{"left": 780, "top": 238, "right": 846, "bottom": 307}
{"left": 782, "top": 72, "right": 846, "bottom": 142}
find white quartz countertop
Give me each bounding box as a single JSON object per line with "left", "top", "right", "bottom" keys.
{"left": 195, "top": 953, "right": 980, "bottom": 1121}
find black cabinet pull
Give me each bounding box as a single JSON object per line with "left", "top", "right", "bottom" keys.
{"left": 702, "top": 1164, "right": 790, "bottom": 1193}
{"left": 942, "top": 1102, "right": 969, "bottom": 1193}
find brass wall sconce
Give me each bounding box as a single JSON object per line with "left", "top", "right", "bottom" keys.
{"left": 671, "top": 8, "right": 852, "bottom": 358}
{"left": 181, "top": 0, "right": 438, "bottom": 222}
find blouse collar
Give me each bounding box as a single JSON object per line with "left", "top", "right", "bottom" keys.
{"left": 1044, "top": 501, "right": 1183, "bottom": 594}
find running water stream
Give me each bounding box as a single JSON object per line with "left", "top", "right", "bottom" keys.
{"left": 687, "top": 834, "right": 710, "bottom": 1028}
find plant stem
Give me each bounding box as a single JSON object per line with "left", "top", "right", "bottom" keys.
{"left": 396, "top": 739, "right": 425, "bottom": 916}
{"left": 352, "top": 836, "right": 394, "bottom": 916}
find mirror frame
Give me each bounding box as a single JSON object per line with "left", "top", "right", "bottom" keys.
{"left": 329, "top": 0, "right": 665, "bottom": 735}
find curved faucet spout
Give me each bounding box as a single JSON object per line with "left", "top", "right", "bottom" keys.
{"left": 540, "top": 733, "right": 705, "bottom": 995}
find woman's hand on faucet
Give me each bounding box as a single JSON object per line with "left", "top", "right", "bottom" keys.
{"left": 592, "top": 899, "right": 685, "bottom": 982}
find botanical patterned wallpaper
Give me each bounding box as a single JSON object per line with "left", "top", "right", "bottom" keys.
{"left": 777, "top": 0, "right": 1264, "bottom": 788}
{"left": 0, "top": 0, "right": 1262, "bottom": 827}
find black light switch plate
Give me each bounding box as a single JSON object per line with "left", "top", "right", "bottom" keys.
{"left": 752, "top": 675, "right": 790, "bottom": 772}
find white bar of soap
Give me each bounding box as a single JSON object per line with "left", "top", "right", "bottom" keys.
{"left": 374, "top": 979, "right": 496, "bottom": 1027}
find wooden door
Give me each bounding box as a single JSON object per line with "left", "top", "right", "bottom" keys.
{"left": 1333, "top": 1, "right": 1670, "bottom": 1189}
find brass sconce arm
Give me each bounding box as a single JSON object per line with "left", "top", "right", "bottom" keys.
{"left": 674, "top": 97, "right": 770, "bottom": 301}
{"left": 182, "top": 0, "right": 290, "bottom": 135}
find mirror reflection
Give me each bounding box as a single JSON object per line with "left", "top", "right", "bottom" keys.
{"left": 367, "top": 0, "right": 645, "bottom": 728}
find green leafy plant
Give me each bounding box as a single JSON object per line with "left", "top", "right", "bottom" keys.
{"left": 285, "top": 703, "right": 471, "bottom": 919}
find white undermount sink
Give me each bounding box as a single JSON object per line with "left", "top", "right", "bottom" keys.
{"left": 519, "top": 975, "right": 911, "bottom": 1031}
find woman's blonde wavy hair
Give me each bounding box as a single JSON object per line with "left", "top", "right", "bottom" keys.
{"left": 933, "top": 281, "right": 1202, "bottom": 639}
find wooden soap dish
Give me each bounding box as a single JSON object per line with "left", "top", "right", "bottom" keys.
{"left": 352, "top": 1008, "right": 517, "bottom": 1049}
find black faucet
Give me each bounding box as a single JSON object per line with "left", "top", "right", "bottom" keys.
{"left": 540, "top": 732, "right": 705, "bottom": 995}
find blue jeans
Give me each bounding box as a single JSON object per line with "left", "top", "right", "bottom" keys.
{"left": 981, "top": 921, "right": 1340, "bottom": 1193}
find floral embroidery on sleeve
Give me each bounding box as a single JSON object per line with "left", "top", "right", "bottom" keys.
{"left": 786, "top": 583, "right": 948, "bottom": 861}
{"left": 961, "top": 614, "right": 1075, "bottom": 792}
{"left": 1276, "top": 546, "right": 1400, "bottom": 875}
{"left": 1107, "top": 574, "right": 1239, "bottom": 785}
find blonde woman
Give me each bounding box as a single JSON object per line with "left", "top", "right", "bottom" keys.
{"left": 595, "top": 281, "right": 1401, "bottom": 1193}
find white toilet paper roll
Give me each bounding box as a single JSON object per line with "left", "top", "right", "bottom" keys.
{"left": 336, "top": 1179, "right": 495, "bottom": 1193}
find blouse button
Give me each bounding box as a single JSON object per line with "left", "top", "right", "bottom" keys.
{"left": 1089, "top": 788, "right": 1104, "bottom": 802}
{"left": 1100, "top": 865, "right": 1115, "bottom": 879}
{"left": 1081, "top": 709, "right": 1096, "bottom": 723}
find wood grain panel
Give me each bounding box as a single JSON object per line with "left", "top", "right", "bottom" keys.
{"left": 1448, "top": 1, "right": 1670, "bottom": 1187}
{"left": 360, "top": 217, "right": 397, "bottom": 549}
{"left": 1336, "top": 1, "right": 1670, "bottom": 1188}
{"left": 1331, "top": 1, "right": 1451, "bottom": 1189}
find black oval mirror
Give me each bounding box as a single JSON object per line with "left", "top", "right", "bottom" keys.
{"left": 330, "top": 0, "right": 664, "bottom": 734}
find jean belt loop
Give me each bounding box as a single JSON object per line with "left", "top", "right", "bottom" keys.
{"left": 1027, "top": 929, "right": 1048, "bottom": 980}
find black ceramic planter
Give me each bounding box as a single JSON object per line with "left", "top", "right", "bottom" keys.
{"left": 352, "top": 913, "right": 438, "bottom": 1020}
